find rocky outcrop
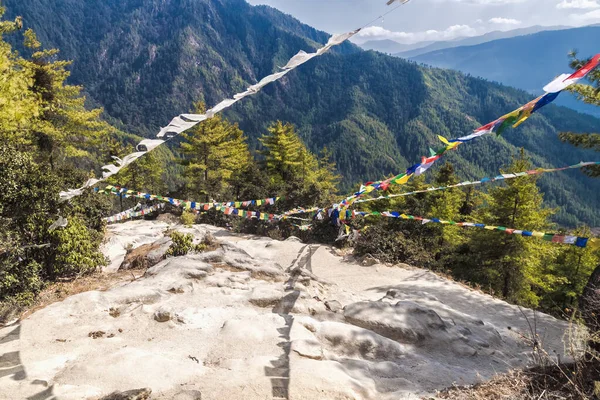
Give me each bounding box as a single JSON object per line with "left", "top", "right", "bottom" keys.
{"left": 100, "top": 388, "right": 152, "bottom": 400}
{"left": 344, "top": 300, "right": 446, "bottom": 344}
{"left": 120, "top": 237, "right": 172, "bottom": 270}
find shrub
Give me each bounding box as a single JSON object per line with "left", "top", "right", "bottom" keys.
{"left": 353, "top": 221, "right": 434, "bottom": 266}
{"left": 166, "top": 231, "right": 195, "bottom": 257}
{"left": 165, "top": 230, "right": 219, "bottom": 257}
{"left": 50, "top": 216, "right": 107, "bottom": 278}
{"left": 181, "top": 210, "right": 196, "bottom": 227}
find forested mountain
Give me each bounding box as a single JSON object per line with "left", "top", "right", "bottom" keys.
{"left": 4, "top": 0, "right": 600, "bottom": 226}
{"left": 410, "top": 26, "right": 600, "bottom": 117}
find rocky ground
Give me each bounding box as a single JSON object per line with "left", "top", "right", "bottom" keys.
{"left": 0, "top": 220, "right": 577, "bottom": 400}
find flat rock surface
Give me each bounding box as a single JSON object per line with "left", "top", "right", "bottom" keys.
{"left": 0, "top": 221, "right": 573, "bottom": 400}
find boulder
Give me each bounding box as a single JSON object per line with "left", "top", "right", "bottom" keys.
{"left": 249, "top": 286, "right": 283, "bottom": 308}
{"left": 324, "top": 300, "right": 343, "bottom": 313}
{"left": 344, "top": 300, "right": 446, "bottom": 344}
{"left": 291, "top": 339, "right": 323, "bottom": 360}
{"left": 120, "top": 237, "right": 172, "bottom": 270}
{"left": 154, "top": 310, "right": 172, "bottom": 323}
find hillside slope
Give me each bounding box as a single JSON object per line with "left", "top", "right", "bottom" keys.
{"left": 410, "top": 26, "right": 600, "bottom": 117}
{"left": 4, "top": 0, "right": 600, "bottom": 226}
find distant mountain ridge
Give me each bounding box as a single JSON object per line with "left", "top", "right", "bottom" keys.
{"left": 4, "top": 0, "right": 600, "bottom": 226}
{"left": 409, "top": 25, "right": 600, "bottom": 117}
{"left": 357, "top": 25, "right": 570, "bottom": 56}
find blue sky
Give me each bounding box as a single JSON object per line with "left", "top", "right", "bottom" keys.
{"left": 246, "top": 0, "right": 600, "bottom": 44}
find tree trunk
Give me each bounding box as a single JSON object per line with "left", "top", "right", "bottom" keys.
{"left": 580, "top": 263, "right": 600, "bottom": 353}
{"left": 502, "top": 268, "right": 511, "bottom": 299}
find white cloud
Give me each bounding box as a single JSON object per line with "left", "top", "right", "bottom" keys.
{"left": 557, "top": 0, "right": 600, "bottom": 9}
{"left": 489, "top": 17, "right": 521, "bottom": 24}
{"left": 569, "top": 8, "right": 600, "bottom": 22}
{"left": 357, "top": 24, "right": 479, "bottom": 44}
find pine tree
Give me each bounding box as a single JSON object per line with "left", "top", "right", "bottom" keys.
{"left": 179, "top": 102, "right": 251, "bottom": 202}
{"left": 0, "top": 11, "right": 39, "bottom": 145}
{"left": 260, "top": 121, "right": 340, "bottom": 208}
{"left": 20, "top": 29, "right": 114, "bottom": 169}
{"left": 260, "top": 121, "right": 304, "bottom": 184}
{"left": 451, "top": 149, "right": 556, "bottom": 306}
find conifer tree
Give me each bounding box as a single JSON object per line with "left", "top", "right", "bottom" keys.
{"left": 0, "top": 10, "right": 39, "bottom": 145}
{"left": 260, "top": 121, "right": 304, "bottom": 184}
{"left": 179, "top": 102, "right": 251, "bottom": 202}
{"left": 20, "top": 29, "right": 114, "bottom": 168}
{"left": 452, "top": 149, "right": 555, "bottom": 306}
{"left": 545, "top": 226, "right": 599, "bottom": 312}
{"left": 427, "top": 163, "right": 466, "bottom": 254}
{"left": 260, "top": 121, "right": 340, "bottom": 207}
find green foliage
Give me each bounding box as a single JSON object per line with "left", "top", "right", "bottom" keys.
{"left": 542, "top": 227, "right": 599, "bottom": 313}
{"left": 165, "top": 231, "right": 209, "bottom": 257}
{"left": 180, "top": 210, "right": 196, "bottom": 227}
{"left": 447, "top": 150, "right": 557, "bottom": 307}
{"left": 166, "top": 231, "right": 195, "bottom": 257}
{"left": 260, "top": 121, "right": 340, "bottom": 209}
{"left": 0, "top": 15, "right": 116, "bottom": 307}
{"left": 50, "top": 217, "right": 106, "bottom": 277}
{"left": 179, "top": 102, "right": 251, "bottom": 202}
{"left": 106, "top": 138, "right": 166, "bottom": 193}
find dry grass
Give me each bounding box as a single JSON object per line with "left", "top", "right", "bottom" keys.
{"left": 9, "top": 270, "right": 142, "bottom": 323}
{"left": 432, "top": 361, "right": 600, "bottom": 400}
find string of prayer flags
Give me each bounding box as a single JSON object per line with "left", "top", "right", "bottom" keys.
{"left": 104, "top": 203, "right": 165, "bottom": 224}
{"left": 337, "top": 56, "right": 600, "bottom": 210}
{"left": 351, "top": 210, "right": 599, "bottom": 249}
{"left": 353, "top": 161, "right": 600, "bottom": 205}
{"left": 455, "top": 54, "right": 600, "bottom": 143}
{"left": 100, "top": 186, "right": 280, "bottom": 210}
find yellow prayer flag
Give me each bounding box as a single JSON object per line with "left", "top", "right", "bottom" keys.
{"left": 394, "top": 174, "right": 411, "bottom": 185}
{"left": 588, "top": 238, "right": 600, "bottom": 251}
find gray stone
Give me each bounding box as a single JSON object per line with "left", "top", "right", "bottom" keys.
{"left": 291, "top": 339, "right": 323, "bottom": 360}
{"left": 154, "top": 311, "right": 172, "bottom": 323}
{"left": 249, "top": 286, "right": 283, "bottom": 308}
{"left": 120, "top": 237, "right": 172, "bottom": 270}
{"left": 361, "top": 256, "right": 379, "bottom": 267}
{"left": 344, "top": 300, "right": 446, "bottom": 344}
{"left": 100, "top": 388, "right": 152, "bottom": 400}
{"left": 324, "top": 300, "right": 343, "bottom": 313}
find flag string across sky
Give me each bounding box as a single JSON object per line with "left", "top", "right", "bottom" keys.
{"left": 100, "top": 159, "right": 600, "bottom": 249}
{"left": 337, "top": 55, "right": 600, "bottom": 210}
{"left": 104, "top": 203, "right": 166, "bottom": 224}
{"left": 100, "top": 186, "right": 280, "bottom": 210}
{"left": 58, "top": 0, "right": 412, "bottom": 203}
{"left": 352, "top": 161, "right": 600, "bottom": 205}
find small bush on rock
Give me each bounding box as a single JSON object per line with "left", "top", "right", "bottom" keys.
{"left": 166, "top": 231, "right": 195, "bottom": 257}
{"left": 180, "top": 210, "right": 196, "bottom": 227}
